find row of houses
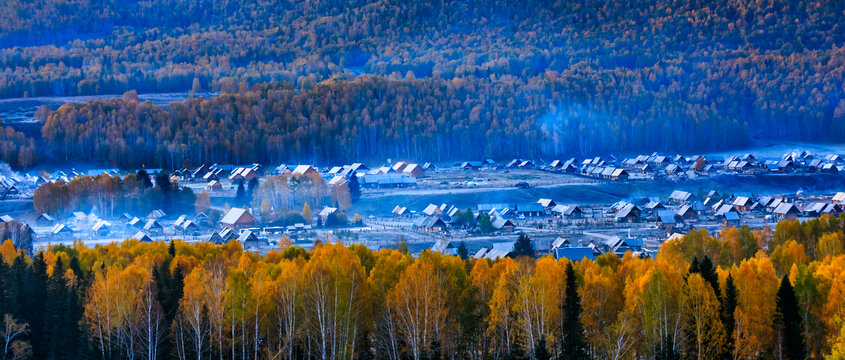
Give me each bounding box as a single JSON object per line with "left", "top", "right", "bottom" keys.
{"left": 430, "top": 235, "right": 647, "bottom": 262}
{"left": 722, "top": 152, "right": 843, "bottom": 174}
{"left": 397, "top": 203, "right": 517, "bottom": 233}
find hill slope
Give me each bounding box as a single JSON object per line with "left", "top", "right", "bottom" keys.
{"left": 0, "top": 0, "right": 843, "bottom": 166}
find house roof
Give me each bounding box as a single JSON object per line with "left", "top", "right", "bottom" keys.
{"left": 669, "top": 190, "right": 694, "bottom": 201}
{"left": 537, "top": 199, "right": 555, "bottom": 207}
{"left": 238, "top": 230, "right": 259, "bottom": 244}
{"left": 676, "top": 205, "right": 696, "bottom": 217}
{"left": 403, "top": 164, "right": 423, "bottom": 174}
{"left": 413, "top": 216, "right": 446, "bottom": 229}
{"left": 319, "top": 207, "right": 338, "bottom": 217}
{"left": 208, "top": 232, "right": 224, "bottom": 244}
{"left": 724, "top": 212, "right": 741, "bottom": 221}
{"left": 733, "top": 196, "right": 752, "bottom": 207}
{"left": 292, "top": 165, "right": 317, "bottom": 176}
{"left": 715, "top": 204, "right": 738, "bottom": 216}
{"left": 554, "top": 247, "right": 597, "bottom": 262}
{"left": 774, "top": 203, "right": 799, "bottom": 215}
{"left": 516, "top": 203, "right": 544, "bottom": 212}
{"left": 221, "top": 208, "right": 254, "bottom": 225}
{"left": 491, "top": 217, "right": 514, "bottom": 229}
{"left": 422, "top": 204, "right": 442, "bottom": 216}
{"left": 50, "top": 224, "right": 73, "bottom": 234}
{"left": 181, "top": 220, "right": 197, "bottom": 230}
{"left": 132, "top": 231, "right": 153, "bottom": 242}
{"left": 92, "top": 220, "right": 111, "bottom": 231}
{"left": 552, "top": 205, "right": 581, "bottom": 215}
{"left": 431, "top": 239, "right": 456, "bottom": 253}
{"left": 144, "top": 219, "right": 162, "bottom": 230}
{"left": 36, "top": 213, "right": 55, "bottom": 222}
{"left": 552, "top": 237, "right": 571, "bottom": 249}
{"left": 616, "top": 204, "right": 640, "bottom": 218}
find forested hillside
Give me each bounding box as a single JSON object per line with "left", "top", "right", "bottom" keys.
{"left": 39, "top": 77, "right": 750, "bottom": 167}
{"left": 0, "top": 217, "right": 844, "bottom": 359}
{"left": 1, "top": 0, "right": 844, "bottom": 166}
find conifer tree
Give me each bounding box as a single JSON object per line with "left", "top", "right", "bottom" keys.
{"left": 511, "top": 234, "right": 534, "bottom": 258}
{"left": 348, "top": 174, "right": 361, "bottom": 203}
{"left": 24, "top": 252, "right": 48, "bottom": 358}
{"left": 136, "top": 169, "right": 152, "bottom": 188}
{"left": 478, "top": 213, "right": 493, "bottom": 234}
{"left": 774, "top": 276, "right": 806, "bottom": 360}
{"left": 236, "top": 180, "right": 247, "bottom": 205}
{"left": 654, "top": 335, "right": 680, "bottom": 360}
{"left": 507, "top": 339, "right": 528, "bottom": 360}
{"left": 534, "top": 337, "right": 551, "bottom": 360}
{"left": 722, "top": 274, "right": 738, "bottom": 358}
{"left": 0, "top": 260, "right": 8, "bottom": 316}
{"left": 689, "top": 256, "right": 720, "bottom": 303}
{"left": 457, "top": 242, "right": 469, "bottom": 260}
{"left": 561, "top": 263, "right": 586, "bottom": 359}
{"left": 247, "top": 177, "right": 259, "bottom": 196}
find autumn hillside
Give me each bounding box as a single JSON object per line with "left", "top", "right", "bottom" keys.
{"left": 0, "top": 216, "right": 844, "bottom": 359}
{"left": 0, "top": 0, "right": 843, "bottom": 166}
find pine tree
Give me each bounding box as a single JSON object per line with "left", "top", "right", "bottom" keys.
{"left": 168, "top": 240, "right": 176, "bottom": 258}
{"left": 137, "top": 169, "right": 153, "bottom": 188}
{"left": 24, "top": 252, "right": 48, "bottom": 359}
{"left": 6, "top": 255, "right": 27, "bottom": 318}
{"left": 0, "top": 259, "right": 8, "bottom": 316}
{"left": 561, "top": 263, "right": 587, "bottom": 359}
{"left": 722, "top": 274, "right": 738, "bottom": 358}
{"left": 247, "top": 177, "right": 259, "bottom": 196}
{"left": 236, "top": 180, "right": 247, "bottom": 205}
{"left": 534, "top": 337, "right": 551, "bottom": 360}
{"left": 774, "top": 276, "right": 806, "bottom": 360}
{"left": 478, "top": 213, "right": 493, "bottom": 233}
{"left": 397, "top": 239, "right": 409, "bottom": 255}
{"left": 457, "top": 241, "right": 469, "bottom": 260}
{"left": 689, "top": 256, "right": 720, "bottom": 303}
{"left": 355, "top": 329, "right": 375, "bottom": 360}
{"left": 511, "top": 234, "right": 534, "bottom": 258}
{"left": 507, "top": 339, "right": 528, "bottom": 360}
{"left": 348, "top": 174, "right": 361, "bottom": 203}
{"left": 653, "top": 335, "right": 680, "bottom": 360}
{"left": 45, "top": 257, "right": 77, "bottom": 359}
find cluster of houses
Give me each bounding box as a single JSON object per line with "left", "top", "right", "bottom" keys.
{"left": 430, "top": 234, "right": 647, "bottom": 262}
{"left": 396, "top": 203, "right": 516, "bottom": 233}
{"left": 606, "top": 189, "right": 845, "bottom": 230}
{"left": 395, "top": 198, "right": 591, "bottom": 234}
{"left": 723, "top": 151, "right": 843, "bottom": 174}
{"left": 535, "top": 150, "right": 845, "bottom": 180}
{"left": 536, "top": 154, "right": 708, "bottom": 179}
{"left": 550, "top": 236, "right": 647, "bottom": 261}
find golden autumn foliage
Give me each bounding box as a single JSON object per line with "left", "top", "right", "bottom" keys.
{"left": 1, "top": 216, "right": 844, "bottom": 359}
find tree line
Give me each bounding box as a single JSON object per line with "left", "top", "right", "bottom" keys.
{"left": 32, "top": 170, "right": 196, "bottom": 219}
{"left": 0, "top": 215, "right": 844, "bottom": 359}
{"left": 0, "top": 0, "right": 843, "bottom": 159}
{"left": 27, "top": 74, "right": 750, "bottom": 170}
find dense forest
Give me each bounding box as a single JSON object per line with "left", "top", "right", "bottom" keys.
{"left": 39, "top": 77, "right": 750, "bottom": 167}
{"left": 0, "top": 216, "right": 844, "bottom": 359}
{"left": 0, "top": 0, "right": 843, "bottom": 167}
